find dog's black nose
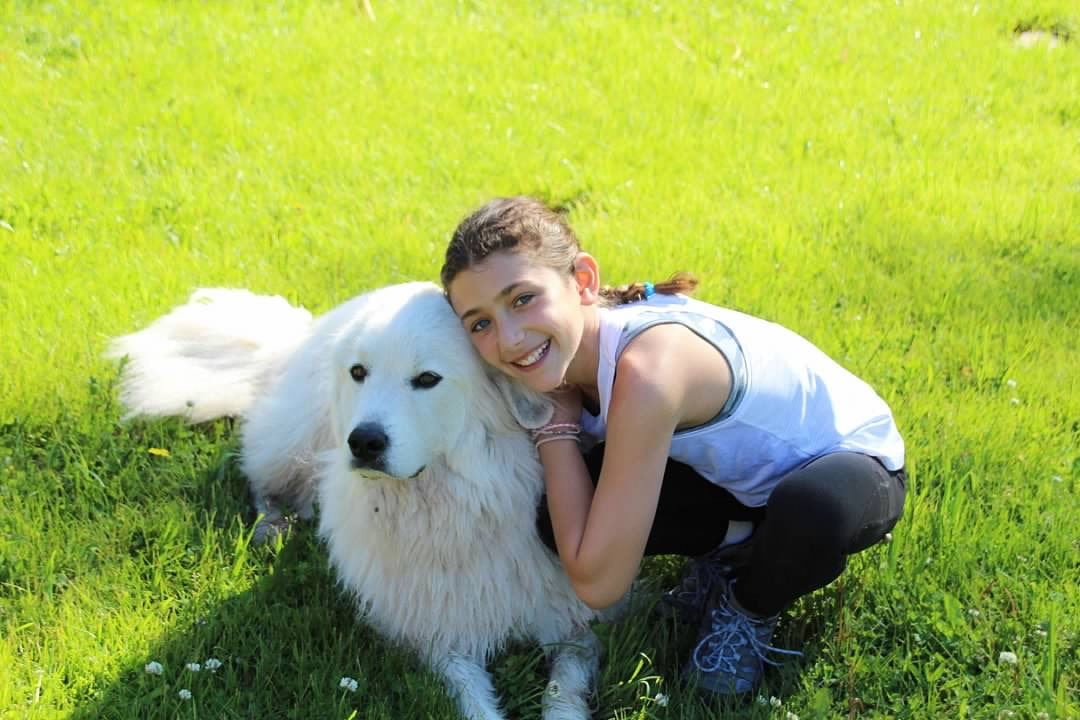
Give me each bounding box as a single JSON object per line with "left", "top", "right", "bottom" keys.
{"left": 348, "top": 423, "right": 389, "bottom": 464}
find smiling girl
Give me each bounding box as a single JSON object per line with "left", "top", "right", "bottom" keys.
{"left": 441, "top": 196, "right": 906, "bottom": 696}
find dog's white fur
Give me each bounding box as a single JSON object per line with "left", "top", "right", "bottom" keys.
{"left": 110, "top": 282, "right": 600, "bottom": 720}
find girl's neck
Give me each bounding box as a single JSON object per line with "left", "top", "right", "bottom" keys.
{"left": 563, "top": 305, "right": 602, "bottom": 393}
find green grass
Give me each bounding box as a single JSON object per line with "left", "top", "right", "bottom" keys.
{"left": 1, "top": 0, "right": 1077, "bottom": 717}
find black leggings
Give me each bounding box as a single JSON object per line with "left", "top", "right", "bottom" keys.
{"left": 536, "top": 446, "right": 906, "bottom": 617}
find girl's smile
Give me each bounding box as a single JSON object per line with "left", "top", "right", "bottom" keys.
{"left": 510, "top": 339, "right": 551, "bottom": 370}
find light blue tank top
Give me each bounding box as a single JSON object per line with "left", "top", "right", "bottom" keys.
{"left": 580, "top": 294, "right": 905, "bottom": 507}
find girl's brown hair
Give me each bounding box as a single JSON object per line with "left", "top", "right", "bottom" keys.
{"left": 441, "top": 196, "right": 698, "bottom": 306}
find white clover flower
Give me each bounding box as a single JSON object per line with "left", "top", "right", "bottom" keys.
{"left": 1006, "top": 378, "right": 1017, "bottom": 388}
{"left": 1037, "top": 712, "right": 1050, "bottom": 719}
{"left": 1010, "top": 397, "right": 1021, "bottom": 405}
{"left": 655, "top": 693, "right": 669, "bottom": 707}
{"left": 1034, "top": 627, "right": 1048, "bottom": 638}
{"left": 178, "top": 689, "right": 192, "bottom": 701}
{"left": 205, "top": 658, "right": 223, "bottom": 672}
{"left": 770, "top": 696, "right": 783, "bottom": 707}
{"left": 185, "top": 662, "right": 201, "bottom": 673}
{"left": 1052, "top": 475, "right": 1063, "bottom": 483}
{"left": 884, "top": 532, "right": 893, "bottom": 543}
{"left": 756, "top": 694, "right": 769, "bottom": 706}
{"left": 998, "top": 651, "right": 1018, "bottom": 666}
{"left": 339, "top": 676, "right": 359, "bottom": 692}
{"left": 144, "top": 661, "right": 164, "bottom": 675}
{"left": 786, "top": 712, "right": 800, "bottom": 720}
{"left": 968, "top": 609, "right": 981, "bottom": 618}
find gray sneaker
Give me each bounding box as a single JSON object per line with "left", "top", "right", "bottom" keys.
{"left": 682, "top": 578, "right": 801, "bottom": 695}
{"left": 658, "top": 539, "right": 754, "bottom": 625}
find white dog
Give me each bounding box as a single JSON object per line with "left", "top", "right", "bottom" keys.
{"left": 110, "top": 282, "right": 601, "bottom": 720}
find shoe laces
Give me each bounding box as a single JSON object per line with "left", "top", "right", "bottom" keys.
{"left": 691, "top": 590, "right": 802, "bottom": 675}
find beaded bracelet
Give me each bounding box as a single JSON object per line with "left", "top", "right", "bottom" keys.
{"left": 531, "top": 422, "right": 582, "bottom": 437}
{"left": 530, "top": 422, "right": 582, "bottom": 450}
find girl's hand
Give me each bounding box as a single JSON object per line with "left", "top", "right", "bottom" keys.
{"left": 547, "top": 383, "right": 583, "bottom": 425}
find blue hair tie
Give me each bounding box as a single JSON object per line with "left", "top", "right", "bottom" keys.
{"left": 643, "top": 282, "right": 655, "bottom": 299}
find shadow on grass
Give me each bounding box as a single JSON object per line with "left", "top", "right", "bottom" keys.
{"left": 67, "top": 514, "right": 460, "bottom": 720}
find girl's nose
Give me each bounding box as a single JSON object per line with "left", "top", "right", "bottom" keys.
{"left": 498, "top": 319, "right": 525, "bottom": 349}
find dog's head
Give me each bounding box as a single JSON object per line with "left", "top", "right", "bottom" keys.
{"left": 328, "top": 282, "right": 551, "bottom": 481}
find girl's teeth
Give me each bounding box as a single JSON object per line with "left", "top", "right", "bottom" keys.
{"left": 515, "top": 341, "right": 548, "bottom": 367}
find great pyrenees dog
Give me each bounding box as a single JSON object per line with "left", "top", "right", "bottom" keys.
{"left": 110, "top": 282, "right": 601, "bottom": 720}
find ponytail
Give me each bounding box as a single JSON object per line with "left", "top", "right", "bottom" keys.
{"left": 597, "top": 271, "right": 699, "bottom": 306}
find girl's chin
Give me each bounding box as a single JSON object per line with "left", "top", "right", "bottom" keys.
{"left": 519, "top": 375, "right": 561, "bottom": 393}
{"left": 511, "top": 367, "right": 565, "bottom": 394}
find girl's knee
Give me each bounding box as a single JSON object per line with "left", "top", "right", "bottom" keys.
{"left": 768, "top": 478, "right": 845, "bottom": 525}
{"left": 765, "top": 480, "right": 857, "bottom": 553}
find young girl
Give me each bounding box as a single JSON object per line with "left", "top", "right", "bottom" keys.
{"left": 441, "top": 196, "right": 906, "bottom": 696}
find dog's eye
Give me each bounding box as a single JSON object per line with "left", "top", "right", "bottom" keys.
{"left": 349, "top": 364, "right": 368, "bottom": 383}
{"left": 411, "top": 371, "right": 442, "bottom": 389}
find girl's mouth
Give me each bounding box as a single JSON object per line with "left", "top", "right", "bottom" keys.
{"left": 511, "top": 339, "right": 551, "bottom": 370}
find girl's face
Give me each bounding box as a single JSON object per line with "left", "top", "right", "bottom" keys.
{"left": 448, "top": 250, "right": 596, "bottom": 393}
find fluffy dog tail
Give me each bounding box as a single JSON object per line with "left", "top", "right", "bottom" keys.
{"left": 108, "top": 288, "right": 313, "bottom": 423}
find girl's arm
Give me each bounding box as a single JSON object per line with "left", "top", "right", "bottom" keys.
{"left": 541, "top": 323, "right": 731, "bottom": 609}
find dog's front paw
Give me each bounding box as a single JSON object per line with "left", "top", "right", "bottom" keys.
{"left": 541, "top": 680, "right": 591, "bottom": 720}
{"left": 252, "top": 514, "right": 293, "bottom": 545}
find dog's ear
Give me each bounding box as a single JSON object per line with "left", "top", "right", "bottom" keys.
{"left": 489, "top": 371, "right": 554, "bottom": 429}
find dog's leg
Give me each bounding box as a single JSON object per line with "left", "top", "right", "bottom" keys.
{"left": 435, "top": 652, "right": 505, "bottom": 720}
{"left": 541, "top": 625, "right": 600, "bottom": 720}
{"left": 241, "top": 349, "right": 330, "bottom": 543}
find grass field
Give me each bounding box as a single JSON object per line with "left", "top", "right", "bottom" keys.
{"left": 1, "top": 0, "right": 1078, "bottom": 717}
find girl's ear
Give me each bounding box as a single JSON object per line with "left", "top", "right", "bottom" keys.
{"left": 572, "top": 252, "right": 601, "bottom": 306}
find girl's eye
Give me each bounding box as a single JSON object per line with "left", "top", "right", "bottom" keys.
{"left": 470, "top": 318, "right": 490, "bottom": 333}
{"left": 512, "top": 293, "right": 535, "bottom": 308}
{"left": 349, "top": 364, "right": 368, "bottom": 383}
